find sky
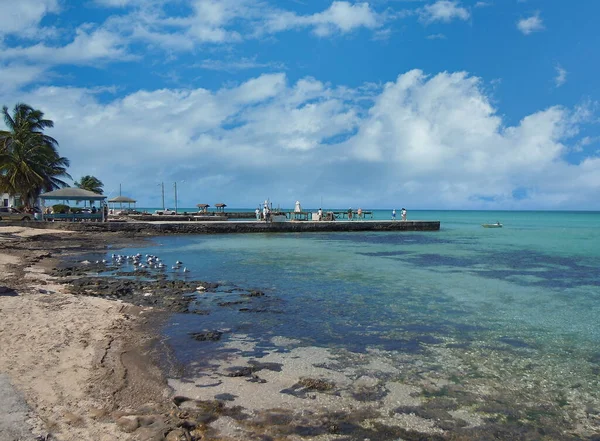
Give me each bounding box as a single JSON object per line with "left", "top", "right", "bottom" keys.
{"left": 1, "top": 0, "right": 599, "bottom": 210}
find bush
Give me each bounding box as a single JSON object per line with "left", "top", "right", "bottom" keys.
{"left": 52, "top": 204, "right": 70, "bottom": 214}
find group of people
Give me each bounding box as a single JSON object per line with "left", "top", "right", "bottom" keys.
{"left": 392, "top": 208, "right": 407, "bottom": 221}
{"left": 256, "top": 200, "right": 273, "bottom": 222}
{"left": 346, "top": 207, "right": 364, "bottom": 220}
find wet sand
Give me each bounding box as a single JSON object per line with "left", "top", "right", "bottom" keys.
{"left": 0, "top": 226, "right": 174, "bottom": 441}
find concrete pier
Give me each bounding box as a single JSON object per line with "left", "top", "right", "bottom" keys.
{"left": 23, "top": 219, "right": 440, "bottom": 234}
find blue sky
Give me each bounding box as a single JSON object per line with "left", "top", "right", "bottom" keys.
{"left": 1, "top": 0, "right": 599, "bottom": 209}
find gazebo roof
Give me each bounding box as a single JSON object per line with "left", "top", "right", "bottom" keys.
{"left": 40, "top": 187, "right": 106, "bottom": 201}
{"left": 196, "top": 203, "right": 210, "bottom": 207}
{"left": 108, "top": 196, "right": 137, "bottom": 203}
{"left": 215, "top": 203, "right": 227, "bottom": 207}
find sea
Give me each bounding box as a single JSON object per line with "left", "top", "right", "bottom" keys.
{"left": 105, "top": 210, "right": 600, "bottom": 438}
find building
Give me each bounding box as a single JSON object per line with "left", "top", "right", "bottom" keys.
{"left": 1, "top": 193, "right": 20, "bottom": 207}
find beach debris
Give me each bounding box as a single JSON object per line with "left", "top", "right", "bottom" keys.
{"left": 196, "top": 286, "right": 206, "bottom": 292}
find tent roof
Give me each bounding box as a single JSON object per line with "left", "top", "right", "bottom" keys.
{"left": 196, "top": 203, "right": 210, "bottom": 207}
{"left": 108, "top": 196, "right": 137, "bottom": 203}
{"left": 40, "top": 187, "right": 106, "bottom": 201}
{"left": 215, "top": 203, "right": 227, "bottom": 207}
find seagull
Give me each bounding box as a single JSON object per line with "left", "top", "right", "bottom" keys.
{"left": 183, "top": 267, "right": 190, "bottom": 273}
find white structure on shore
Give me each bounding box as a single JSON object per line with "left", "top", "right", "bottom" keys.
{"left": 1, "top": 192, "right": 19, "bottom": 207}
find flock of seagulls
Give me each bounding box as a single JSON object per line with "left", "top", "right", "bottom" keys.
{"left": 92, "top": 253, "right": 190, "bottom": 274}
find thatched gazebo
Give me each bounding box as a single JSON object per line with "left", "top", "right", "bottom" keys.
{"left": 196, "top": 204, "right": 210, "bottom": 213}
{"left": 215, "top": 203, "right": 227, "bottom": 213}
{"left": 108, "top": 195, "right": 137, "bottom": 212}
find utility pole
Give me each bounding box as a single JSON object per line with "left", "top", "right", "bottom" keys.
{"left": 119, "top": 183, "right": 122, "bottom": 197}
{"left": 174, "top": 182, "right": 178, "bottom": 214}
{"left": 161, "top": 182, "right": 165, "bottom": 209}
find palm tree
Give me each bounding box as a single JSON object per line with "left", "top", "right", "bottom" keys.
{"left": 74, "top": 175, "right": 104, "bottom": 194}
{"left": 0, "top": 103, "right": 71, "bottom": 208}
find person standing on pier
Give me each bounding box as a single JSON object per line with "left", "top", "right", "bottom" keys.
{"left": 255, "top": 208, "right": 260, "bottom": 220}
{"left": 348, "top": 207, "right": 353, "bottom": 220}
{"left": 357, "top": 208, "right": 363, "bottom": 220}
{"left": 401, "top": 208, "right": 407, "bottom": 221}
{"left": 392, "top": 209, "right": 396, "bottom": 221}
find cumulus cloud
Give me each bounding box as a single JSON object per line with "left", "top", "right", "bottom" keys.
{"left": 262, "top": 1, "right": 382, "bottom": 36}
{"left": 517, "top": 13, "right": 544, "bottom": 35}
{"left": 345, "top": 70, "right": 595, "bottom": 208}
{"left": 554, "top": 64, "right": 567, "bottom": 87}
{"left": 3, "top": 70, "right": 597, "bottom": 209}
{"left": 420, "top": 1, "right": 470, "bottom": 24}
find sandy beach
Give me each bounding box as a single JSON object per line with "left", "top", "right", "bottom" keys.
{"left": 0, "top": 226, "right": 173, "bottom": 441}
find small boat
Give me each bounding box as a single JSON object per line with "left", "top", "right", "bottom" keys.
{"left": 482, "top": 222, "right": 503, "bottom": 228}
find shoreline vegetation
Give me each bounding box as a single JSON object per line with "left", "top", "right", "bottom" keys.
{"left": 1, "top": 226, "right": 599, "bottom": 441}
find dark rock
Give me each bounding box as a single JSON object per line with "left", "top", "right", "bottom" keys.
{"left": 241, "top": 290, "right": 265, "bottom": 297}
{"left": 189, "top": 331, "right": 223, "bottom": 342}
{"left": 214, "top": 393, "right": 237, "bottom": 401}
{"left": 116, "top": 415, "right": 140, "bottom": 433}
{"left": 173, "top": 396, "right": 192, "bottom": 406}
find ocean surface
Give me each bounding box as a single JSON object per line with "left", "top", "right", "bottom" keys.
{"left": 107, "top": 210, "right": 600, "bottom": 436}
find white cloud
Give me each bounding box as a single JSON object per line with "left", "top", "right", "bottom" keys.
{"left": 0, "top": 63, "right": 48, "bottom": 94}
{"left": 3, "top": 71, "right": 597, "bottom": 209}
{"left": 263, "top": 1, "right": 382, "bottom": 36}
{"left": 0, "top": 0, "right": 59, "bottom": 38}
{"left": 475, "top": 1, "right": 492, "bottom": 7}
{"left": 420, "top": 1, "right": 470, "bottom": 24}
{"left": 0, "top": 27, "right": 132, "bottom": 65}
{"left": 554, "top": 64, "right": 567, "bottom": 87}
{"left": 517, "top": 13, "right": 544, "bottom": 35}
{"left": 426, "top": 33, "right": 447, "bottom": 40}
{"left": 345, "top": 70, "right": 594, "bottom": 208}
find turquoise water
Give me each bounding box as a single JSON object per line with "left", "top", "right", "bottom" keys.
{"left": 111, "top": 210, "right": 600, "bottom": 432}
{"left": 119, "top": 210, "right": 600, "bottom": 350}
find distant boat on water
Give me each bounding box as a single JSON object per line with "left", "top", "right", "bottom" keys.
{"left": 482, "top": 222, "right": 503, "bottom": 228}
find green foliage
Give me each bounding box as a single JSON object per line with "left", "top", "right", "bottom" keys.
{"left": 74, "top": 175, "right": 104, "bottom": 194}
{"left": 52, "top": 204, "right": 69, "bottom": 214}
{"left": 0, "top": 103, "right": 71, "bottom": 208}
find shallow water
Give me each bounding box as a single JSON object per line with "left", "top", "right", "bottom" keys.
{"left": 111, "top": 210, "right": 600, "bottom": 437}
